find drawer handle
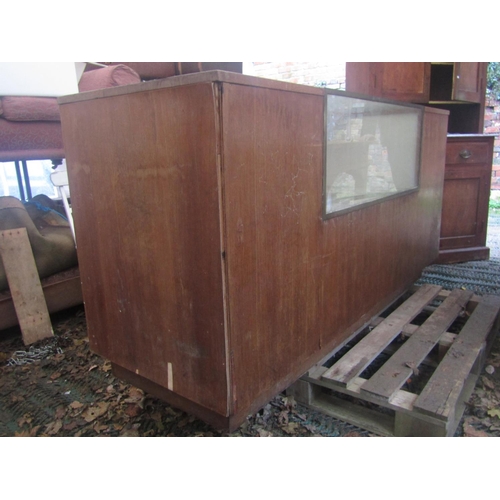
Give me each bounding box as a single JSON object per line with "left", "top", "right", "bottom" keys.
{"left": 459, "top": 149, "right": 472, "bottom": 159}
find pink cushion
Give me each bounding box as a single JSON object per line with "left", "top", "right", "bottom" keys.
{"left": 87, "top": 62, "right": 176, "bottom": 80}
{"left": 0, "top": 118, "right": 64, "bottom": 162}
{"left": 0, "top": 96, "right": 60, "bottom": 122}
{"left": 78, "top": 64, "right": 141, "bottom": 92}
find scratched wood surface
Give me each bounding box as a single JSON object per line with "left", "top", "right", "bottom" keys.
{"left": 60, "top": 82, "right": 228, "bottom": 416}
{"left": 221, "top": 83, "right": 449, "bottom": 420}
{"left": 59, "top": 73, "right": 449, "bottom": 429}
{"left": 0, "top": 228, "right": 53, "bottom": 345}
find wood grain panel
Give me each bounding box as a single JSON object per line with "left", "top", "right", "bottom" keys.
{"left": 59, "top": 73, "right": 449, "bottom": 430}
{"left": 441, "top": 177, "right": 480, "bottom": 239}
{"left": 60, "top": 83, "right": 228, "bottom": 415}
{"left": 221, "top": 83, "right": 448, "bottom": 417}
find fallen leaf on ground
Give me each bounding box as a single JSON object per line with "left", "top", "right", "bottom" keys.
{"left": 82, "top": 402, "right": 109, "bottom": 422}
{"left": 487, "top": 408, "right": 500, "bottom": 419}
{"left": 277, "top": 410, "right": 289, "bottom": 425}
{"left": 482, "top": 376, "right": 495, "bottom": 390}
{"left": 464, "top": 425, "right": 489, "bottom": 437}
{"left": 45, "top": 420, "right": 63, "bottom": 435}
{"left": 125, "top": 403, "right": 142, "bottom": 418}
{"left": 282, "top": 422, "right": 300, "bottom": 435}
{"left": 343, "top": 431, "right": 361, "bottom": 437}
{"left": 258, "top": 429, "right": 273, "bottom": 437}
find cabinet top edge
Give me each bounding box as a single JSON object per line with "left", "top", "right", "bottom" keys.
{"left": 57, "top": 70, "right": 326, "bottom": 105}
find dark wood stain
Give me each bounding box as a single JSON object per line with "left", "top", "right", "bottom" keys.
{"left": 59, "top": 73, "right": 449, "bottom": 431}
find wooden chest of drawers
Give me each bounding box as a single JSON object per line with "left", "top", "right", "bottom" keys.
{"left": 437, "top": 134, "right": 495, "bottom": 263}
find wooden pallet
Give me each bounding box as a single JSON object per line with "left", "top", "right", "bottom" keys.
{"left": 288, "top": 284, "right": 500, "bottom": 437}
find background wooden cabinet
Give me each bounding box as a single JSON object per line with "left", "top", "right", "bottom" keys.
{"left": 346, "top": 62, "right": 493, "bottom": 263}
{"left": 346, "top": 62, "right": 430, "bottom": 103}
{"left": 438, "top": 135, "right": 494, "bottom": 262}
{"left": 347, "top": 62, "right": 487, "bottom": 132}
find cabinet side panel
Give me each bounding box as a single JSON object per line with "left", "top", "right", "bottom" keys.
{"left": 221, "top": 83, "right": 448, "bottom": 418}
{"left": 59, "top": 83, "right": 228, "bottom": 415}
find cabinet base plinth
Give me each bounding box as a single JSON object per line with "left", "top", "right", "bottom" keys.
{"left": 111, "top": 364, "right": 233, "bottom": 432}
{"left": 436, "top": 246, "right": 490, "bottom": 264}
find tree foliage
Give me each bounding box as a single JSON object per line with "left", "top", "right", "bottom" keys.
{"left": 487, "top": 62, "right": 500, "bottom": 100}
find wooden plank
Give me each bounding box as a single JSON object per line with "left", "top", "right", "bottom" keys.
{"left": 413, "top": 294, "right": 500, "bottom": 420}
{"left": 0, "top": 228, "right": 54, "bottom": 345}
{"left": 361, "top": 288, "right": 473, "bottom": 401}
{"left": 321, "top": 284, "right": 442, "bottom": 386}
{"left": 370, "top": 318, "right": 457, "bottom": 348}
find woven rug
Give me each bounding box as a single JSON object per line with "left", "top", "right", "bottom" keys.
{"left": 417, "top": 258, "right": 500, "bottom": 296}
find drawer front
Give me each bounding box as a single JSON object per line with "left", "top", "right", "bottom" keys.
{"left": 446, "top": 140, "right": 491, "bottom": 165}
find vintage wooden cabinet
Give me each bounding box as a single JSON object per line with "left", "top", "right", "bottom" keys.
{"left": 58, "top": 72, "right": 448, "bottom": 431}
{"left": 347, "top": 62, "right": 493, "bottom": 263}
{"left": 438, "top": 134, "right": 495, "bottom": 263}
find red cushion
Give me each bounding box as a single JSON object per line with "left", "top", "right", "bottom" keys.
{"left": 78, "top": 64, "right": 141, "bottom": 92}
{"left": 1, "top": 96, "right": 60, "bottom": 122}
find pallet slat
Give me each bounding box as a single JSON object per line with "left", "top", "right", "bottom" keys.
{"left": 321, "top": 284, "right": 442, "bottom": 386}
{"left": 290, "top": 287, "right": 500, "bottom": 436}
{"left": 413, "top": 294, "right": 500, "bottom": 420}
{"left": 360, "top": 288, "right": 473, "bottom": 401}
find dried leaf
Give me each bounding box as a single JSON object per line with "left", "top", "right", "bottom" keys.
{"left": 343, "top": 431, "right": 361, "bottom": 437}
{"left": 14, "top": 430, "right": 31, "bottom": 437}
{"left": 281, "top": 422, "right": 300, "bottom": 435}
{"left": 121, "top": 428, "right": 139, "bottom": 437}
{"left": 93, "top": 422, "right": 109, "bottom": 433}
{"left": 18, "top": 413, "right": 32, "bottom": 427}
{"left": 69, "top": 401, "right": 84, "bottom": 410}
{"left": 50, "top": 372, "right": 62, "bottom": 380}
{"left": 125, "top": 403, "right": 142, "bottom": 418}
{"left": 277, "top": 410, "right": 289, "bottom": 425}
{"left": 101, "top": 361, "right": 112, "bottom": 372}
{"left": 29, "top": 425, "right": 41, "bottom": 437}
{"left": 482, "top": 376, "right": 495, "bottom": 390}
{"left": 257, "top": 428, "right": 273, "bottom": 437}
{"left": 63, "top": 421, "right": 81, "bottom": 431}
{"left": 487, "top": 408, "right": 500, "bottom": 419}
{"left": 54, "top": 406, "right": 66, "bottom": 419}
{"left": 82, "top": 402, "right": 109, "bottom": 422}
{"left": 304, "top": 424, "right": 319, "bottom": 434}
{"left": 45, "top": 420, "right": 63, "bottom": 435}
{"left": 463, "top": 417, "right": 488, "bottom": 437}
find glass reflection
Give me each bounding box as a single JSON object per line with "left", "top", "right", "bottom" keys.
{"left": 325, "top": 94, "right": 422, "bottom": 215}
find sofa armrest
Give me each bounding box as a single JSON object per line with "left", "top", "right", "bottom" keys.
{"left": 78, "top": 64, "right": 141, "bottom": 92}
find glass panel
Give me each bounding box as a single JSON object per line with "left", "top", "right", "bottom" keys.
{"left": 325, "top": 93, "right": 423, "bottom": 215}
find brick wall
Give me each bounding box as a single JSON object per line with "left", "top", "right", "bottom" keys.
{"left": 246, "top": 63, "right": 499, "bottom": 189}
{"left": 485, "top": 96, "right": 500, "bottom": 189}
{"left": 247, "top": 62, "right": 346, "bottom": 89}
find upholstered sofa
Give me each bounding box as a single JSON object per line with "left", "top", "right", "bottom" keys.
{"left": 0, "top": 62, "right": 241, "bottom": 181}
{"left": 0, "top": 64, "right": 144, "bottom": 168}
